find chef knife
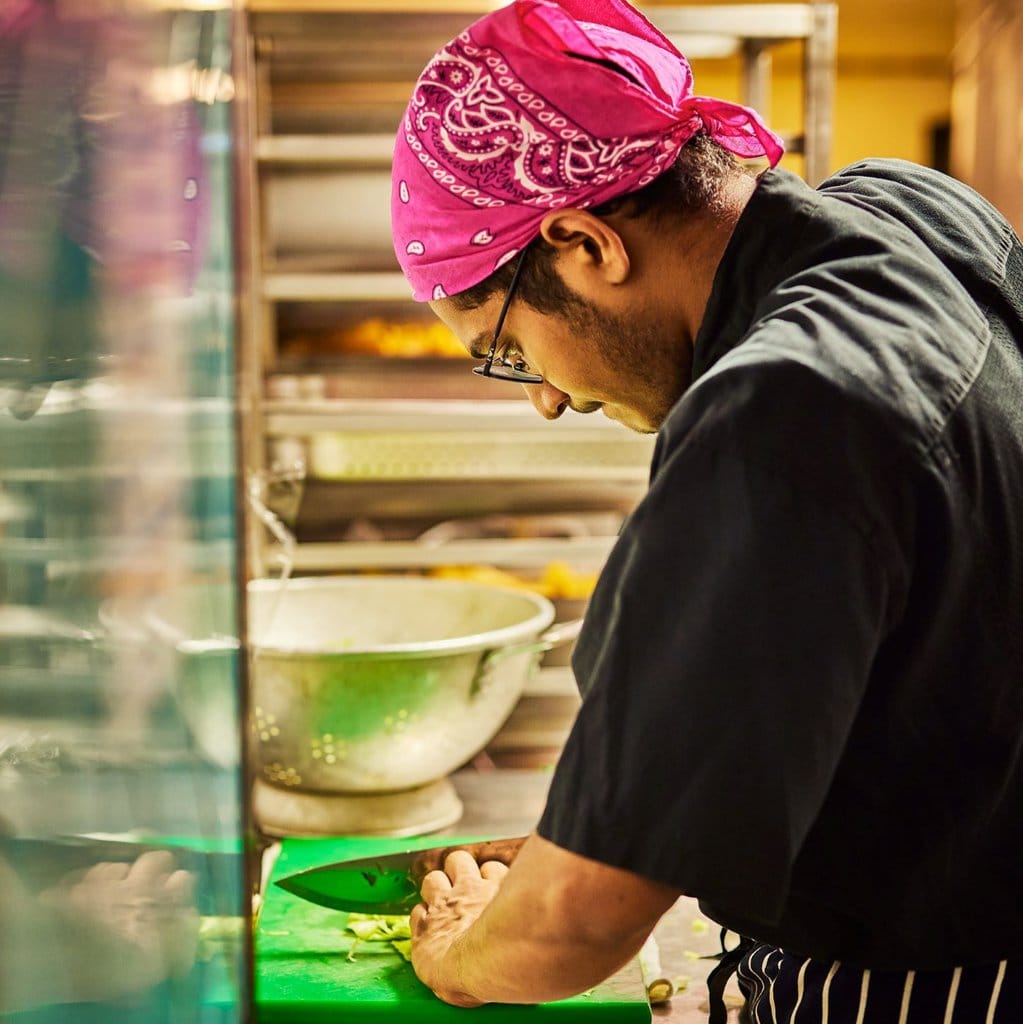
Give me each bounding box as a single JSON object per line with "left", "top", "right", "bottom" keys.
{"left": 275, "top": 835, "right": 528, "bottom": 914}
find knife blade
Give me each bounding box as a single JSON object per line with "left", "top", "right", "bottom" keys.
{"left": 275, "top": 835, "right": 528, "bottom": 914}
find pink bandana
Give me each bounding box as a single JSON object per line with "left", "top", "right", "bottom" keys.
{"left": 392, "top": 0, "right": 784, "bottom": 302}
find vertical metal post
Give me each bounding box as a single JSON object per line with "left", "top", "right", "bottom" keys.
{"left": 804, "top": 2, "right": 838, "bottom": 185}
{"left": 741, "top": 38, "right": 773, "bottom": 125}
{"left": 236, "top": 24, "right": 271, "bottom": 581}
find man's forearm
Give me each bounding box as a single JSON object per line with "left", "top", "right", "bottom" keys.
{"left": 449, "top": 896, "right": 651, "bottom": 1005}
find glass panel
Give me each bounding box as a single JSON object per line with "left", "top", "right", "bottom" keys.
{"left": 0, "top": 4, "right": 247, "bottom": 1021}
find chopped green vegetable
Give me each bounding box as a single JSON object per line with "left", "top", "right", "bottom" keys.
{"left": 346, "top": 913, "right": 411, "bottom": 938}
{"left": 197, "top": 916, "right": 246, "bottom": 962}
{"left": 690, "top": 919, "right": 710, "bottom": 935}
{"left": 343, "top": 913, "right": 412, "bottom": 962}
{"left": 638, "top": 934, "right": 674, "bottom": 1004}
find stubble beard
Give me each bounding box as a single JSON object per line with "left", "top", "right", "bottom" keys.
{"left": 581, "top": 302, "right": 686, "bottom": 432}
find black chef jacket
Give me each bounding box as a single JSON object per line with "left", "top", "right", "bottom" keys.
{"left": 537, "top": 159, "right": 1023, "bottom": 970}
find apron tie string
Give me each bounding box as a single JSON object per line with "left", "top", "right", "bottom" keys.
{"left": 705, "top": 927, "right": 758, "bottom": 1024}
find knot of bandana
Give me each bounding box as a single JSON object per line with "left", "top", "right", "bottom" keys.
{"left": 392, "top": 0, "right": 784, "bottom": 302}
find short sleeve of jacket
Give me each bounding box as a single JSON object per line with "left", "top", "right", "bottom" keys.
{"left": 537, "top": 362, "right": 907, "bottom": 927}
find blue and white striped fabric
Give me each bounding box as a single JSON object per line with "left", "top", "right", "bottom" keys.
{"left": 735, "top": 944, "right": 1023, "bottom": 1023}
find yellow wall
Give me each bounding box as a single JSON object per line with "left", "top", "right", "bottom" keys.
{"left": 642, "top": 0, "right": 956, "bottom": 179}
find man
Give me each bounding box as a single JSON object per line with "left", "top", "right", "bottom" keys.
{"left": 390, "top": 1, "right": 1023, "bottom": 1021}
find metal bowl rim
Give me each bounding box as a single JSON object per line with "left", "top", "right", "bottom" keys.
{"left": 247, "top": 575, "right": 556, "bottom": 657}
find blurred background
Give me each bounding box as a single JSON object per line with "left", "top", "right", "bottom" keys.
{"left": 0, "top": 0, "right": 1018, "bottom": 1020}
{"left": 0, "top": 2, "right": 246, "bottom": 1021}
{"left": 666, "top": 0, "right": 1018, "bottom": 221}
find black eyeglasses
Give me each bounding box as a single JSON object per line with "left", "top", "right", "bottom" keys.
{"left": 471, "top": 247, "right": 544, "bottom": 384}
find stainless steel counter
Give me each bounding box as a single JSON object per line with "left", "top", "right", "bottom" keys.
{"left": 447, "top": 769, "right": 746, "bottom": 1024}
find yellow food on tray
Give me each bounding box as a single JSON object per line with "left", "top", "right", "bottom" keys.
{"left": 430, "top": 562, "right": 598, "bottom": 601}
{"left": 283, "top": 319, "right": 469, "bottom": 359}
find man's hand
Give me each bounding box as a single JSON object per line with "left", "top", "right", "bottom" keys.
{"left": 410, "top": 850, "right": 509, "bottom": 1006}
{"left": 1, "top": 848, "right": 201, "bottom": 1014}
{"left": 407, "top": 833, "right": 680, "bottom": 1009}
{"left": 39, "top": 849, "right": 200, "bottom": 987}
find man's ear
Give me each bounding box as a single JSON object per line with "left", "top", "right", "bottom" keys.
{"left": 538, "top": 209, "right": 630, "bottom": 287}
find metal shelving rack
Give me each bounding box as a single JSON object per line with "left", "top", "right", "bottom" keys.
{"left": 239, "top": 2, "right": 837, "bottom": 580}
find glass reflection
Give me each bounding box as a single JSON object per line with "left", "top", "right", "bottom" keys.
{"left": 0, "top": 2, "right": 246, "bottom": 1021}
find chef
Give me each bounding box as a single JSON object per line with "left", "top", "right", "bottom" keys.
{"left": 390, "top": 1, "right": 1023, "bottom": 1021}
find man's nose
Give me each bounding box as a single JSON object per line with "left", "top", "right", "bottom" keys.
{"left": 523, "top": 381, "right": 570, "bottom": 420}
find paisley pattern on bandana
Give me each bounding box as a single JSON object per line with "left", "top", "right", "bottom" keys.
{"left": 406, "top": 32, "right": 685, "bottom": 212}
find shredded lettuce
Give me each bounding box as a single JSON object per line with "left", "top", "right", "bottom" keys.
{"left": 343, "top": 913, "right": 412, "bottom": 962}
{"left": 391, "top": 939, "right": 413, "bottom": 962}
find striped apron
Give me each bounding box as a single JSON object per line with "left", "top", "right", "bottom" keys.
{"left": 728, "top": 943, "right": 1023, "bottom": 1024}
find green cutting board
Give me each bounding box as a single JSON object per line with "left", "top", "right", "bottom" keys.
{"left": 256, "top": 836, "right": 652, "bottom": 1023}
